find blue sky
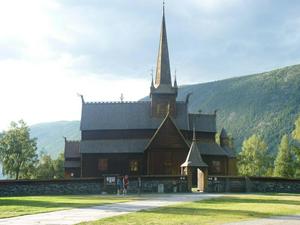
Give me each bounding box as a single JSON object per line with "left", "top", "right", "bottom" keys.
{"left": 1, "top": 0, "right": 300, "bottom": 130}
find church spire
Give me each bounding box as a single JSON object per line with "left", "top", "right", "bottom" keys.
{"left": 155, "top": 2, "right": 172, "bottom": 87}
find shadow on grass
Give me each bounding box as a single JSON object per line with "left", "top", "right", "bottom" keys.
{"left": 198, "top": 196, "right": 300, "bottom": 206}
{"left": 0, "top": 197, "right": 126, "bottom": 209}
{"left": 140, "top": 206, "right": 276, "bottom": 219}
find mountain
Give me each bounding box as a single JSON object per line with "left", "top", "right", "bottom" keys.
{"left": 177, "top": 64, "right": 300, "bottom": 153}
{"left": 30, "top": 121, "right": 80, "bottom": 157}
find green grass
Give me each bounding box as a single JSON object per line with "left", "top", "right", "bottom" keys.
{"left": 0, "top": 195, "right": 137, "bottom": 219}
{"left": 81, "top": 194, "right": 300, "bottom": 225}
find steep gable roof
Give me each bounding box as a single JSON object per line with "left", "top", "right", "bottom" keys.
{"left": 145, "top": 112, "right": 190, "bottom": 150}
{"left": 80, "top": 101, "right": 216, "bottom": 133}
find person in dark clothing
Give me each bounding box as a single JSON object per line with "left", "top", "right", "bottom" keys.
{"left": 116, "top": 176, "right": 123, "bottom": 195}
{"left": 123, "top": 175, "right": 129, "bottom": 195}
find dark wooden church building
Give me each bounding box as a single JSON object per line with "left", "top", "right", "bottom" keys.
{"left": 64, "top": 6, "right": 236, "bottom": 178}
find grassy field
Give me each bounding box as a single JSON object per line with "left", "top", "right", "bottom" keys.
{"left": 81, "top": 194, "right": 300, "bottom": 225}
{"left": 0, "top": 195, "right": 136, "bottom": 219}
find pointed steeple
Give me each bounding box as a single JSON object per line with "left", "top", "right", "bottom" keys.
{"left": 155, "top": 2, "right": 172, "bottom": 87}
{"left": 181, "top": 129, "right": 208, "bottom": 168}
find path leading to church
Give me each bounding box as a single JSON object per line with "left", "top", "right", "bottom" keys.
{"left": 0, "top": 193, "right": 221, "bottom": 225}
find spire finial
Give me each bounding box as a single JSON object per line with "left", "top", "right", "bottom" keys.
{"left": 174, "top": 69, "right": 177, "bottom": 87}
{"left": 193, "top": 126, "right": 196, "bottom": 141}
{"left": 155, "top": 0, "right": 171, "bottom": 87}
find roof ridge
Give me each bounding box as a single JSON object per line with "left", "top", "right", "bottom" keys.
{"left": 66, "top": 140, "right": 80, "bottom": 143}
{"left": 189, "top": 113, "right": 216, "bottom": 116}
{"left": 85, "top": 101, "right": 150, "bottom": 104}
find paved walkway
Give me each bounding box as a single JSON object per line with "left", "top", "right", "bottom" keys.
{"left": 0, "top": 193, "right": 221, "bottom": 225}
{"left": 223, "top": 214, "right": 300, "bottom": 225}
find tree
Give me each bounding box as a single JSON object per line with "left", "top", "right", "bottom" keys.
{"left": 35, "top": 153, "right": 55, "bottom": 179}
{"left": 0, "top": 120, "right": 38, "bottom": 179}
{"left": 52, "top": 153, "right": 64, "bottom": 179}
{"left": 273, "top": 135, "right": 295, "bottom": 178}
{"left": 292, "top": 116, "right": 300, "bottom": 141}
{"left": 292, "top": 115, "right": 300, "bottom": 177}
{"left": 34, "top": 152, "right": 64, "bottom": 179}
{"left": 238, "top": 134, "right": 271, "bottom": 176}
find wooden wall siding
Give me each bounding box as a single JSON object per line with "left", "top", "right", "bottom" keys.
{"left": 151, "top": 94, "right": 177, "bottom": 117}
{"left": 81, "top": 129, "right": 216, "bottom": 142}
{"left": 81, "top": 153, "right": 144, "bottom": 177}
{"left": 65, "top": 168, "right": 81, "bottom": 178}
{"left": 148, "top": 149, "right": 187, "bottom": 175}
{"left": 146, "top": 117, "right": 189, "bottom": 175}
{"left": 202, "top": 155, "right": 228, "bottom": 176}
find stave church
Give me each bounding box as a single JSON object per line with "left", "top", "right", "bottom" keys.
{"left": 64, "top": 5, "right": 237, "bottom": 179}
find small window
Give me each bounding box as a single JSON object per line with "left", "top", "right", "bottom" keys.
{"left": 212, "top": 161, "right": 221, "bottom": 173}
{"left": 129, "top": 160, "right": 139, "bottom": 172}
{"left": 98, "top": 159, "right": 108, "bottom": 171}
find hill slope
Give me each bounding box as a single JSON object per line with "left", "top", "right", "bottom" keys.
{"left": 30, "top": 121, "right": 80, "bottom": 157}
{"left": 178, "top": 64, "right": 300, "bottom": 152}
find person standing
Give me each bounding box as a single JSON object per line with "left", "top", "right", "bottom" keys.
{"left": 116, "top": 176, "right": 123, "bottom": 195}
{"left": 123, "top": 175, "right": 129, "bottom": 195}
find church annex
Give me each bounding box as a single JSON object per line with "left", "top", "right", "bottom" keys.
{"left": 64, "top": 6, "right": 236, "bottom": 178}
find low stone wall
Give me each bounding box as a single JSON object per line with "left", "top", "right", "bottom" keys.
{"left": 0, "top": 175, "right": 188, "bottom": 196}
{"left": 207, "top": 176, "right": 300, "bottom": 193}
{"left": 0, "top": 178, "right": 103, "bottom": 196}
{"left": 127, "top": 175, "right": 188, "bottom": 194}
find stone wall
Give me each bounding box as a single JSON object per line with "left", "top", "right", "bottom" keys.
{"left": 0, "top": 175, "right": 188, "bottom": 196}
{"left": 207, "top": 176, "right": 300, "bottom": 193}
{"left": 0, "top": 178, "right": 103, "bottom": 196}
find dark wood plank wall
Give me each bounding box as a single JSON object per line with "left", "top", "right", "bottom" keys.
{"left": 81, "top": 129, "right": 216, "bottom": 142}
{"left": 81, "top": 153, "right": 144, "bottom": 177}
{"left": 146, "top": 117, "right": 189, "bottom": 175}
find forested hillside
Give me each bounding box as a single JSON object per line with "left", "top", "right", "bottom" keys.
{"left": 30, "top": 121, "right": 80, "bottom": 157}
{"left": 178, "top": 64, "right": 300, "bottom": 153}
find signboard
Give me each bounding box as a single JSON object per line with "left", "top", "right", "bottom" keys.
{"left": 105, "top": 176, "right": 116, "bottom": 185}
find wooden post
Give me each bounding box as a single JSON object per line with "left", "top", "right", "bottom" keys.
{"left": 186, "top": 167, "right": 193, "bottom": 192}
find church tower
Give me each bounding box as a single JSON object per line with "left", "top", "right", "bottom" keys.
{"left": 150, "top": 4, "right": 178, "bottom": 117}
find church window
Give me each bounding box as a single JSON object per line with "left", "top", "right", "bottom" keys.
{"left": 129, "top": 160, "right": 139, "bottom": 172}
{"left": 98, "top": 159, "right": 108, "bottom": 171}
{"left": 212, "top": 161, "right": 221, "bottom": 173}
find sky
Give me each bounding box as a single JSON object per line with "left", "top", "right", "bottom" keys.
{"left": 1, "top": 0, "right": 300, "bottom": 131}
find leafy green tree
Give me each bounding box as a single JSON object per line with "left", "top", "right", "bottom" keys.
{"left": 292, "top": 116, "right": 300, "bottom": 177}
{"left": 238, "top": 134, "right": 271, "bottom": 176}
{"left": 34, "top": 152, "right": 64, "bottom": 179}
{"left": 52, "top": 153, "right": 64, "bottom": 179}
{"left": 273, "top": 135, "right": 295, "bottom": 178}
{"left": 0, "top": 120, "right": 38, "bottom": 179}
{"left": 292, "top": 116, "right": 300, "bottom": 141}
{"left": 35, "top": 153, "right": 55, "bottom": 179}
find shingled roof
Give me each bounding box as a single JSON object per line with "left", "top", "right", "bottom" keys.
{"left": 64, "top": 161, "right": 80, "bottom": 168}
{"left": 181, "top": 138, "right": 208, "bottom": 168}
{"left": 197, "top": 142, "right": 230, "bottom": 156}
{"left": 80, "top": 139, "right": 150, "bottom": 154}
{"left": 80, "top": 101, "right": 216, "bottom": 133}
{"left": 64, "top": 140, "right": 80, "bottom": 158}
{"left": 188, "top": 113, "right": 216, "bottom": 133}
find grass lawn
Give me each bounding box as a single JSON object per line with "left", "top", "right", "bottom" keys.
{"left": 81, "top": 194, "right": 300, "bottom": 225}
{"left": 0, "top": 195, "right": 137, "bottom": 219}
